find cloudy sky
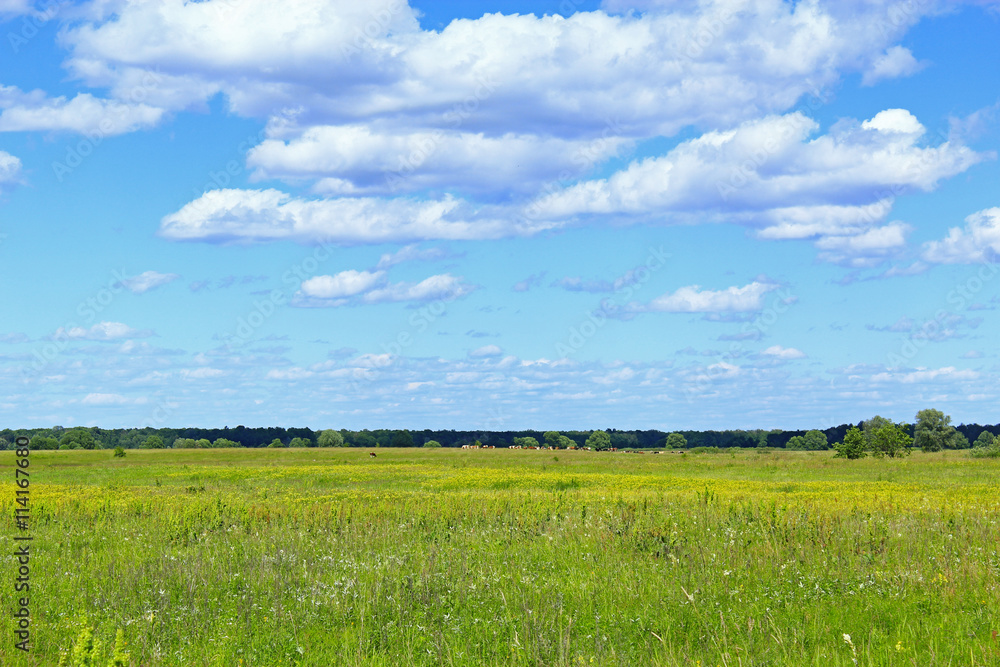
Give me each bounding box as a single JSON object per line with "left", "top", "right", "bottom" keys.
{"left": 2, "top": 0, "right": 999, "bottom": 431}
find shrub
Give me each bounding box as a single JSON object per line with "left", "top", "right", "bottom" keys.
{"left": 423, "top": 440, "right": 442, "bottom": 448}
{"left": 834, "top": 427, "right": 866, "bottom": 459}
{"left": 970, "top": 433, "right": 1000, "bottom": 458}
{"left": 112, "top": 447, "right": 126, "bottom": 458}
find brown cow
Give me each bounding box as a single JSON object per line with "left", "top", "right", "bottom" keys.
{"left": 369, "top": 452, "right": 377, "bottom": 458}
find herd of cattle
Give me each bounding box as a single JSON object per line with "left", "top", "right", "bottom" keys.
{"left": 454, "top": 444, "right": 684, "bottom": 454}
{"left": 365, "top": 446, "right": 688, "bottom": 455}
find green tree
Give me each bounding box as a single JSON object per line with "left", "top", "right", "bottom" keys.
{"left": 974, "top": 430, "right": 996, "bottom": 448}
{"left": 803, "top": 430, "right": 829, "bottom": 450}
{"left": 834, "top": 427, "right": 867, "bottom": 459}
{"left": 195, "top": 438, "right": 212, "bottom": 449}
{"left": 914, "top": 409, "right": 961, "bottom": 452}
{"left": 172, "top": 438, "right": 197, "bottom": 449}
{"left": 267, "top": 438, "right": 285, "bottom": 448}
{"left": 288, "top": 437, "right": 312, "bottom": 448}
{"left": 141, "top": 435, "right": 164, "bottom": 449}
{"left": 317, "top": 429, "right": 344, "bottom": 447}
{"left": 423, "top": 440, "right": 442, "bottom": 448}
{"left": 949, "top": 432, "right": 970, "bottom": 449}
{"left": 513, "top": 436, "right": 539, "bottom": 448}
{"left": 864, "top": 417, "right": 912, "bottom": 458}
{"left": 558, "top": 435, "right": 576, "bottom": 448}
{"left": 543, "top": 431, "right": 561, "bottom": 448}
{"left": 970, "top": 432, "right": 1000, "bottom": 458}
{"left": 665, "top": 432, "right": 687, "bottom": 450}
{"left": 392, "top": 430, "right": 415, "bottom": 448}
{"left": 788, "top": 430, "right": 828, "bottom": 450}
{"left": 29, "top": 435, "right": 60, "bottom": 450}
{"left": 60, "top": 428, "right": 96, "bottom": 450}
{"left": 609, "top": 432, "right": 638, "bottom": 449}
{"left": 213, "top": 438, "right": 240, "bottom": 448}
{"left": 351, "top": 431, "right": 376, "bottom": 448}
{"left": 585, "top": 430, "right": 612, "bottom": 450}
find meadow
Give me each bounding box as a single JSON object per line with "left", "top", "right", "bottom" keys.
{"left": 2, "top": 447, "right": 998, "bottom": 666}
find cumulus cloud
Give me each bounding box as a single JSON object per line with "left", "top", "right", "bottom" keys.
{"left": 921, "top": 207, "right": 1000, "bottom": 264}
{"left": 61, "top": 0, "right": 915, "bottom": 132}
{"left": 0, "top": 150, "right": 23, "bottom": 192}
{"left": 56, "top": 0, "right": 962, "bottom": 205}
{"left": 51, "top": 321, "right": 153, "bottom": 341}
{"left": 862, "top": 46, "right": 925, "bottom": 86}
{"left": 513, "top": 272, "right": 546, "bottom": 292}
{"left": 294, "top": 271, "right": 474, "bottom": 307}
{"left": 158, "top": 188, "right": 556, "bottom": 244}
{"left": 762, "top": 345, "right": 806, "bottom": 359}
{"left": 117, "top": 270, "right": 181, "bottom": 294}
{"left": 363, "top": 274, "right": 474, "bottom": 304}
{"left": 641, "top": 282, "right": 778, "bottom": 313}
{"left": 0, "top": 86, "right": 165, "bottom": 135}
{"left": 870, "top": 366, "right": 979, "bottom": 384}
{"left": 529, "top": 110, "right": 984, "bottom": 260}
{"left": 300, "top": 270, "right": 386, "bottom": 299}
{"left": 248, "top": 125, "right": 629, "bottom": 196}
{"left": 814, "top": 222, "right": 911, "bottom": 267}
{"left": 376, "top": 244, "right": 456, "bottom": 269}
{"left": 469, "top": 344, "right": 503, "bottom": 358}
{"left": 80, "top": 392, "right": 138, "bottom": 405}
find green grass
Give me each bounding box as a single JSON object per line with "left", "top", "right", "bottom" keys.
{"left": 2, "top": 447, "right": 998, "bottom": 665}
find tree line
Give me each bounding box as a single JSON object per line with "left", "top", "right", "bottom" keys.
{"left": 2, "top": 409, "right": 996, "bottom": 452}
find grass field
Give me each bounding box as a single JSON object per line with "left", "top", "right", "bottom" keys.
{"left": 2, "top": 447, "right": 998, "bottom": 666}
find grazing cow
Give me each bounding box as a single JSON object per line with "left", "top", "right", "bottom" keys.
{"left": 369, "top": 452, "right": 377, "bottom": 458}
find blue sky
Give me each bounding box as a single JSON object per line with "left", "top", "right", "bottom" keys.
{"left": 1, "top": 0, "right": 999, "bottom": 431}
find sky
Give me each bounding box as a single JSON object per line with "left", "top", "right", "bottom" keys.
{"left": 1, "top": 0, "right": 999, "bottom": 432}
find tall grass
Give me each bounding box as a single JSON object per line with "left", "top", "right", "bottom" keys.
{"left": 3, "top": 448, "right": 998, "bottom": 665}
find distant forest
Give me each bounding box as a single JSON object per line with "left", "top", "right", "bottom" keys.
{"left": 4, "top": 421, "right": 998, "bottom": 451}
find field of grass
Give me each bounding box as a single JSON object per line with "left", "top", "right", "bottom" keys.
{"left": 2, "top": 447, "right": 998, "bottom": 666}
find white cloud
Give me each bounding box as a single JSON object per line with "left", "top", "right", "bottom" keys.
{"left": 762, "top": 345, "right": 806, "bottom": 360}
{"left": 248, "top": 125, "right": 629, "bottom": 196}
{"left": 294, "top": 270, "right": 474, "bottom": 307}
{"left": 469, "top": 344, "right": 503, "bottom": 358}
{"left": 61, "top": 1, "right": 938, "bottom": 135}
{"left": 118, "top": 270, "right": 181, "bottom": 293}
{"left": 530, "top": 110, "right": 984, "bottom": 247}
{"left": 363, "top": 274, "right": 474, "bottom": 304}
{"left": 921, "top": 207, "right": 1000, "bottom": 264}
{"left": 158, "top": 188, "right": 556, "bottom": 244}
{"left": 0, "top": 150, "right": 23, "bottom": 192}
{"left": 644, "top": 282, "right": 778, "bottom": 313}
{"left": 871, "top": 366, "right": 980, "bottom": 384}
{"left": 80, "top": 393, "right": 137, "bottom": 405}
{"left": 0, "top": 0, "right": 32, "bottom": 16}
{"left": 861, "top": 108, "right": 924, "bottom": 135}
{"left": 0, "top": 87, "right": 165, "bottom": 135}
{"left": 376, "top": 244, "right": 454, "bottom": 269}
{"left": 300, "top": 270, "right": 386, "bottom": 299}
{"left": 182, "top": 367, "right": 227, "bottom": 379}
{"left": 52, "top": 321, "right": 153, "bottom": 341}
{"left": 55, "top": 0, "right": 959, "bottom": 203}
{"left": 862, "top": 46, "right": 925, "bottom": 86}
{"left": 814, "top": 222, "right": 911, "bottom": 267}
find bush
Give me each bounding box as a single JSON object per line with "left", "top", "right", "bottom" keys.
{"left": 970, "top": 433, "right": 1000, "bottom": 458}
{"left": 113, "top": 447, "right": 126, "bottom": 458}
{"left": 834, "top": 427, "right": 866, "bottom": 459}
{"left": 423, "top": 440, "right": 442, "bottom": 448}
{"left": 317, "top": 430, "right": 344, "bottom": 447}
